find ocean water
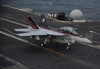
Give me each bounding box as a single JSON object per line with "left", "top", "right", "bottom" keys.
{"left": 1, "top": 0, "right": 100, "bottom": 20}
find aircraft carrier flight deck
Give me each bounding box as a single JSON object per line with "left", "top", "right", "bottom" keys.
{"left": 0, "top": 5, "right": 100, "bottom": 69}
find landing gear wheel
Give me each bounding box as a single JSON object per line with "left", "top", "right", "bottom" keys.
{"left": 66, "top": 46, "right": 71, "bottom": 50}
{"left": 41, "top": 38, "right": 48, "bottom": 47}
{"left": 66, "top": 41, "right": 72, "bottom": 50}
{"left": 41, "top": 43, "right": 44, "bottom": 47}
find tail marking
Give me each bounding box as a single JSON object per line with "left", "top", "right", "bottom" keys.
{"left": 26, "top": 16, "right": 39, "bottom": 29}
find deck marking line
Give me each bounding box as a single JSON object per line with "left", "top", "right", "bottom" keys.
{"left": 0, "top": 53, "right": 28, "bottom": 69}
{"left": 0, "top": 17, "right": 28, "bottom": 27}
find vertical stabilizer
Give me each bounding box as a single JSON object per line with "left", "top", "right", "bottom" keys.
{"left": 26, "top": 16, "right": 39, "bottom": 29}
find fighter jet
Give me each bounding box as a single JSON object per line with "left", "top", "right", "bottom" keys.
{"left": 14, "top": 15, "right": 92, "bottom": 49}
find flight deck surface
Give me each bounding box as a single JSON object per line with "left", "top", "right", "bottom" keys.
{"left": 0, "top": 5, "right": 100, "bottom": 69}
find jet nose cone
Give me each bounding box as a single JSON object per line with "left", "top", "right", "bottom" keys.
{"left": 85, "top": 38, "right": 92, "bottom": 44}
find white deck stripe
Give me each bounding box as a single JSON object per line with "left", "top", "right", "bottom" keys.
{"left": 0, "top": 53, "right": 28, "bottom": 69}
{"left": 0, "top": 17, "right": 28, "bottom": 27}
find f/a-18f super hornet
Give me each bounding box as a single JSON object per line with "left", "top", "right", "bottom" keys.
{"left": 14, "top": 15, "right": 92, "bottom": 49}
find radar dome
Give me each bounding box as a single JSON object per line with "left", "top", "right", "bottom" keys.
{"left": 70, "top": 9, "right": 83, "bottom": 20}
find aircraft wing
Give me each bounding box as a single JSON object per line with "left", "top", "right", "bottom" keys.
{"left": 16, "top": 32, "right": 47, "bottom": 37}
{"left": 16, "top": 30, "right": 50, "bottom": 37}
{"left": 16, "top": 29, "right": 65, "bottom": 37}
{"left": 46, "top": 30, "right": 65, "bottom": 36}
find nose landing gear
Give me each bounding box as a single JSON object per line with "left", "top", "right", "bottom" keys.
{"left": 66, "top": 42, "right": 71, "bottom": 50}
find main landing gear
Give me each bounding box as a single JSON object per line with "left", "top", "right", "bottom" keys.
{"left": 40, "top": 38, "right": 49, "bottom": 47}
{"left": 40, "top": 36, "right": 53, "bottom": 47}
{"left": 64, "top": 39, "right": 72, "bottom": 50}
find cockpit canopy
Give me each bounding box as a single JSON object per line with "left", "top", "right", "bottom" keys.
{"left": 59, "top": 27, "right": 78, "bottom": 35}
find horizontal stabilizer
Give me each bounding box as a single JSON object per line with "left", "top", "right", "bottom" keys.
{"left": 14, "top": 29, "right": 31, "bottom": 32}
{"left": 16, "top": 31, "right": 47, "bottom": 37}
